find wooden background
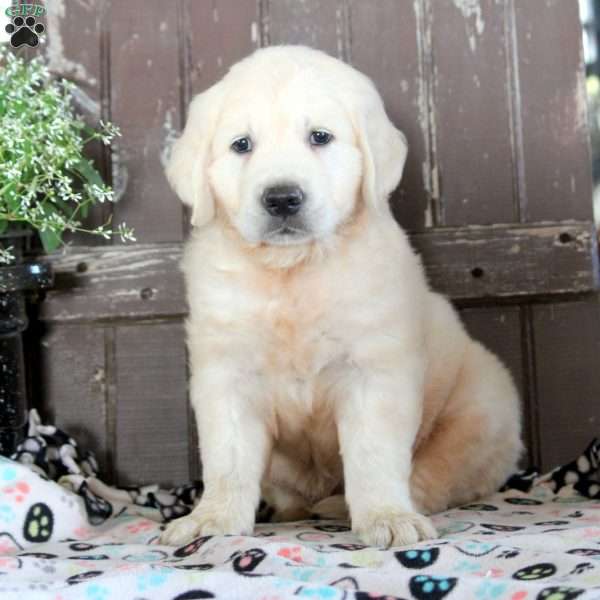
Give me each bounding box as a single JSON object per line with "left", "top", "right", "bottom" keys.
{"left": 20, "top": 0, "right": 600, "bottom": 487}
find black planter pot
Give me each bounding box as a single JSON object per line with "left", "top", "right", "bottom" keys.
{"left": 0, "top": 232, "right": 53, "bottom": 456}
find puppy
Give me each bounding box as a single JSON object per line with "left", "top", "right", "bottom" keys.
{"left": 160, "top": 45, "right": 522, "bottom": 548}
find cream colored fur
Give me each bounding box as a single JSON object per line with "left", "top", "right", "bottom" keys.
{"left": 160, "top": 46, "right": 523, "bottom": 549}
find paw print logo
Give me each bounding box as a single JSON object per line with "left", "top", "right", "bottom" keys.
{"left": 84, "top": 582, "right": 109, "bottom": 600}
{"left": 230, "top": 548, "right": 267, "bottom": 575}
{"left": 2, "top": 481, "right": 30, "bottom": 504}
{"left": 5, "top": 15, "right": 45, "bottom": 48}
{"left": 23, "top": 502, "right": 54, "bottom": 543}
{"left": 277, "top": 545, "right": 304, "bottom": 563}
{"left": 537, "top": 586, "right": 584, "bottom": 600}
{"left": 409, "top": 574, "right": 457, "bottom": 600}
{"left": 395, "top": 547, "right": 440, "bottom": 569}
{"left": 136, "top": 569, "right": 169, "bottom": 592}
{"left": 0, "top": 504, "right": 16, "bottom": 524}
{"left": 512, "top": 562, "right": 557, "bottom": 581}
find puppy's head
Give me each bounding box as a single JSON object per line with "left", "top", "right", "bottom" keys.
{"left": 167, "top": 46, "right": 407, "bottom": 250}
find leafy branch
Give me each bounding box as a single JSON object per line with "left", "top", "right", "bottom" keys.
{"left": 0, "top": 48, "right": 135, "bottom": 263}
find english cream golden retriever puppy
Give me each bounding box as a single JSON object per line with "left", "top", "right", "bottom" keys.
{"left": 160, "top": 45, "right": 522, "bottom": 548}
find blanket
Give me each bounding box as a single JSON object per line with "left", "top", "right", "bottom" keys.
{"left": 1, "top": 410, "right": 600, "bottom": 599}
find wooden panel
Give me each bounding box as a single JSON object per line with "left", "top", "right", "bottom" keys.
{"left": 44, "top": 0, "right": 109, "bottom": 241}
{"left": 514, "top": 0, "right": 593, "bottom": 222}
{"left": 41, "top": 244, "right": 183, "bottom": 322}
{"left": 265, "top": 0, "right": 345, "bottom": 57}
{"left": 114, "top": 323, "right": 189, "bottom": 487}
{"left": 532, "top": 300, "right": 600, "bottom": 471}
{"left": 431, "top": 0, "right": 515, "bottom": 226}
{"left": 459, "top": 307, "right": 530, "bottom": 463}
{"left": 349, "top": 0, "right": 431, "bottom": 230}
{"left": 39, "top": 222, "right": 599, "bottom": 321}
{"left": 185, "top": 0, "right": 260, "bottom": 97}
{"left": 414, "top": 222, "right": 599, "bottom": 300}
{"left": 109, "top": 0, "right": 183, "bottom": 243}
{"left": 38, "top": 324, "right": 109, "bottom": 472}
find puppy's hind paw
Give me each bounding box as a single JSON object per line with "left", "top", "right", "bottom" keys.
{"left": 353, "top": 510, "right": 438, "bottom": 549}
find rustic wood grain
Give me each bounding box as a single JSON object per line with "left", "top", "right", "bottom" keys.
{"left": 430, "top": 0, "right": 516, "bottom": 226}
{"left": 43, "top": 0, "right": 110, "bottom": 242}
{"left": 184, "top": 0, "right": 260, "bottom": 98}
{"left": 114, "top": 323, "right": 189, "bottom": 487}
{"left": 109, "top": 1, "right": 183, "bottom": 243}
{"left": 38, "top": 324, "right": 109, "bottom": 472}
{"left": 513, "top": 0, "right": 593, "bottom": 223}
{"left": 349, "top": 0, "right": 431, "bottom": 230}
{"left": 413, "top": 222, "right": 599, "bottom": 301}
{"left": 40, "top": 243, "right": 183, "bottom": 322}
{"left": 38, "top": 221, "right": 598, "bottom": 322}
{"left": 532, "top": 299, "right": 600, "bottom": 471}
{"left": 265, "top": 0, "right": 345, "bottom": 57}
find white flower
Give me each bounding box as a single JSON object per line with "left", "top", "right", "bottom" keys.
{"left": 0, "top": 247, "right": 15, "bottom": 265}
{"left": 0, "top": 48, "right": 132, "bottom": 250}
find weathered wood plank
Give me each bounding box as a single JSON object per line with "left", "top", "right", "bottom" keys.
{"left": 414, "top": 221, "right": 599, "bottom": 301}
{"left": 114, "top": 323, "right": 189, "bottom": 487}
{"left": 109, "top": 0, "right": 183, "bottom": 242}
{"left": 349, "top": 0, "right": 431, "bottom": 230}
{"left": 265, "top": 0, "right": 345, "bottom": 57}
{"left": 38, "top": 221, "right": 599, "bottom": 322}
{"left": 40, "top": 243, "right": 183, "bottom": 321}
{"left": 185, "top": 0, "right": 260, "bottom": 98}
{"left": 44, "top": 0, "right": 109, "bottom": 242}
{"left": 532, "top": 300, "right": 600, "bottom": 471}
{"left": 38, "top": 324, "right": 109, "bottom": 473}
{"left": 513, "top": 0, "right": 593, "bottom": 222}
{"left": 430, "top": 0, "right": 516, "bottom": 226}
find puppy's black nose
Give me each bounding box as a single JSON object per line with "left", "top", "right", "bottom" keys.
{"left": 262, "top": 185, "right": 304, "bottom": 217}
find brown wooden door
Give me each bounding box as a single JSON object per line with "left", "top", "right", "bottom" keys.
{"left": 30, "top": 0, "right": 599, "bottom": 486}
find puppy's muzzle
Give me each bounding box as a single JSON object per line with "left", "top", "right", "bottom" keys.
{"left": 262, "top": 184, "right": 305, "bottom": 218}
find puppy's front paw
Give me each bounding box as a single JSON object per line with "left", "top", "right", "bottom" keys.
{"left": 353, "top": 509, "right": 438, "bottom": 548}
{"left": 159, "top": 502, "right": 254, "bottom": 546}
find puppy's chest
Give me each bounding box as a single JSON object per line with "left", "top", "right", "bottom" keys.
{"left": 264, "top": 295, "right": 335, "bottom": 378}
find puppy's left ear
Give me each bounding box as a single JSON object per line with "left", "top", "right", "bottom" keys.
{"left": 352, "top": 84, "right": 408, "bottom": 214}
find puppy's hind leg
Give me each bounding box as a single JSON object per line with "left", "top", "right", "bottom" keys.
{"left": 310, "top": 494, "right": 349, "bottom": 520}
{"left": 411, "top": 342, "right": 523, "bottom": 515}
{"left": 261, "top": 482, "right": 312, "bottom": 522}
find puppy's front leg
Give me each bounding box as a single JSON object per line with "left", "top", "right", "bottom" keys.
{"left": 336, "top": 362, "right": 437, "bottom": 548}
{"left": 160, "top": 364, "right": 270, "bottom": 546}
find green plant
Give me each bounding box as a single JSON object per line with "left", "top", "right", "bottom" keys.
{"left": 0, "top": 48, "right": 134, "bottom": 264}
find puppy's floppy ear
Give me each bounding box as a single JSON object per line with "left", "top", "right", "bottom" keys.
{"left": 166, "top": 82, "right": 225, "bottom": 228}
{"left": 351, "top": 83, "right": 408, "bottom": 214}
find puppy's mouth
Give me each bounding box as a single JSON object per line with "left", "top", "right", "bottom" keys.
{"left": 263, "top": 221, "right": 312, "bottom": 245}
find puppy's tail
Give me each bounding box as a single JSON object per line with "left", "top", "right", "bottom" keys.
{"left": 310, "top": 494, "right": 350, "bottom": 520}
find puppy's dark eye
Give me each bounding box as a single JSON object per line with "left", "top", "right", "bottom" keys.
{"left": 231, "top": 136, "right": 252, "bottom": 153}
{"left": 309, "top": 130, "right": 333, "bottom": 146}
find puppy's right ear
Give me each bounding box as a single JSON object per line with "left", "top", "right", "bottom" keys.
{"left": 166, "top": 82, "right": 225, "bottom": 228}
